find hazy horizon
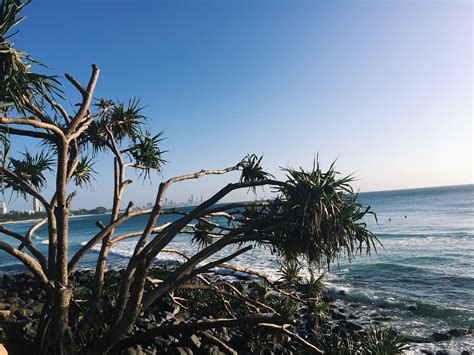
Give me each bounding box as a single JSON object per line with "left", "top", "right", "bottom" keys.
{"left": 3, "top": 0, "right": 472, "bottom": 210}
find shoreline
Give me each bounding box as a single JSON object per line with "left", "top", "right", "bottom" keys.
{"left": 0, "top": 268, "right": 472, "bottom": 354}
{"left": 0, "top": 213, "right": 104, "bottom": 226}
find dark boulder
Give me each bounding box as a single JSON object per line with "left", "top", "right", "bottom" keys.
{"left": 446, "top": 328, "right": 470, "bottom": 338}
{"left": 431, "top": 332, "right": 451, "bottom": 342}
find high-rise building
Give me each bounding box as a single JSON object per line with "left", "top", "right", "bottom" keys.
{"left": 0, "top": 202, "right": 7, "bottom": 215}
{"left": 33, "top": 198, "right": 41, "bottom": 213}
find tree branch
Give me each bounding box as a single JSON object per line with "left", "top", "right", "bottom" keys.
{"left": 65, "top": 64, "right": 100, "bottom": 138}
{"left": 0, "top": 241, "right": 49, "bottom": 284}
{"left": 110, "top": 313, "right": 284, "bottom": 352}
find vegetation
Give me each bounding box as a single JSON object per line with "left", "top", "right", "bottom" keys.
{"left": 0, "top": 1, "right": 394, "bottom": 354}
{"left": 0, "top": 210, "right": 46, "bottom": 222}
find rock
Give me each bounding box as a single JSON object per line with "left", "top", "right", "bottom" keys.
{"left": 24, "top": 323, "right": 36, "bottom": 339}
{"left": 431, "top": 332, "right": 451, "bottom": 342}
{"left": 5, "top": 292, "right": 18, "bottom": 299}
{"left": 124, "top": 344, "right": 146, "bottom": 355}
{"left": 407, "top": 305, "right": 417, "bottom": 311}
{"left": 461, "top": 351, "right": 471, "bottom": 355}
{"left": 435, "top": 351, "right": 449, "bottom": 355}
{"left": 172, "top": 305, "right": 181, "bottom": 316}
{"left": 189, "top": 334, "right": 201, "bottom": 349}
{"left": 13, "top": 309, "right": 27, "bottom": 319}
{"left": 401, "top": 334, "right": 430, "bottom": 343}
{"left": 175, "top": 347, "right": 193, "bottom": 355}
{"left": 420, "top": 350, "right": 434, "bottom": 355}
{"left": 330, "top": 311, "right": 346, "bottom": 321}
{"left": 446, "top": 328, "right": 470, "bottom": 338}
{"left": 344, "top": 321, "right": 363, "bottom": 332}
{"left": 203, "top": 345, "right": 225, "bottom": 355}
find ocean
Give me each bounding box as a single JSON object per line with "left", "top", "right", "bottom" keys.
{"left": 0, "top": 184, "right": 473, "bottom": 352}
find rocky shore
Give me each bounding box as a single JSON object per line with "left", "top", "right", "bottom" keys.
{"left": 0, "top": 269, "right": 472, "bottom": 354}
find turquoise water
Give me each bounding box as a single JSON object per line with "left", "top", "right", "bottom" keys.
{"left": 1, "top": 184, "right": 473, "bottom": 351}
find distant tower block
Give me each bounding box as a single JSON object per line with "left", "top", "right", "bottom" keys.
{"left": 33, "top": 198, "right": 41, "bottom": 213}
{"left": 0, "top": 202, "right": 7, "bottom": 215}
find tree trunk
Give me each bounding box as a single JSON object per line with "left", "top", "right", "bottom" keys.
{"left": 41, "top": 141, "right": 72, "bottom": 354}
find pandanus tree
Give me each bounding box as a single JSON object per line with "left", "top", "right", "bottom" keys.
{"left": 0, "top": 1, "right": 378, "bottom": 354}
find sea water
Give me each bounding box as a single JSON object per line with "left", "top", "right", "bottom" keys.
{"left": 1, "top": 184, "right": 473, "bottom": 352}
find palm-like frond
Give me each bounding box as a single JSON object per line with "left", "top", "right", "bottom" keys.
{"left": 3, "top": 150, "right": 53, "bottom": 196}
{"left": 0, "top": 0, "right": 63, "bottom": 114}
{"left": 267, "top": 161, "right": 379, "bottom": 268}
{"left": 108, "top": 98, "right": 145, "bottom": 141}
{"left": 277, "top": 259, "right": 303, "bottom": 287}
{"left": 238, "top": 154, "right": 273, "bottom": 192}
{"left": 73, "top": 156, "right": 96, "bottom": 188}
{"left": 126, "top": 130, "right": 166, "bottom": 179}
{"left": 191, "top": 220, "right": 214, "bottom": 250}
{"left": 83, "top": 117, "right": 110, "bottom": 155}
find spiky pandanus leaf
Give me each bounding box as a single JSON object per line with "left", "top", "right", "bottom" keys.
{"left": 191, "top": 220, "right": 215, "bottom": 250}
{"left": 73, "top": 156, "right": 96, "bottom": 188}
{"left": 83, "top": 116, "right": 110, "bottom": 155}
{"left": 238, "top": 154, "right": 273, "bottom": 191}
{"left": 0, "top": 0, "right": 63, "bottom": 115}
{"left": 126, "top": 130, "right": 166, "bottom": 179}
{"left": 107, "top": 98, "right": 145, "bottom": 142}
{"left": 250, "top": 161, "right": 379, "bottom": 269}
{"left": 2, "top": 150, "right": 53, "bottom": 198}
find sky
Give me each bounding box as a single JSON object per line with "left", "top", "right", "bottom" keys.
{"left": 3, "top": 0, "right": 473, "bottom": 210}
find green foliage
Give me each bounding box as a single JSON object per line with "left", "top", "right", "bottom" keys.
{"left": 4, "top": 150, "right": 53, "bottom": 195}
{"left": 238, "top": 154, "right": 273, "bottom": 191}
{"left": 73, "top": 156, "right": 96, "bottom": 188}
{"left": 271, "top": 160, "right": 379, "bottom": 268}
{"left": 87, "top": 98, "right": 166, "bottom": 179}
{"left": 306, "top": 271, "right": 326, "bottom": 297}
{"left": 107, "top": 98, "right": 145, "bottom": 142}
{"left": 310, "top": 326, "right": 407, "bottom": 355}
{"left": 270, "top": 296, "right": 298, "bottom": 320}
{"left": 0, "top": 0, "right": 62, "bottom": 114}
{"left": 362, "top": 327, "right": 407, "bottom": 355}
{"left": 277, "top": 259, "right": 303, "bottom": 287}
{"left": 84, "top": 115, "right": 109, "bottom": 155}
{"left": 191, "top": 220, "right": 214, "bottom": 249}
{"left": 311, "top": 328, "right": 360, "bottom": 355}
{"left": 127, "top": 130, "right": 166, "bottom": 179}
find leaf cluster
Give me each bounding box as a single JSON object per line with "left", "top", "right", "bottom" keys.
{"left": 2, "top": 150, "right": 53, "bottom": 196}
{"left": 238, "top": 154, "right": 273, "bottom": 192}
{"left": 0, "top": 0, "right": 62, "bottom": 114}
{"left": 268, "top": 161, "right": 379, "bottom": 268}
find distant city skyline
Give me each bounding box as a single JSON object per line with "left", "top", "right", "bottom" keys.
{"left": 4, "top": 0, "right": 472, "bottom": 210}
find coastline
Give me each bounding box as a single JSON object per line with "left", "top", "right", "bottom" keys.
{"left": 0, "top": 268, "right": 472, "bottom": 354}
{"left": 0, "top": 213, "right": 104, "bottom": 226}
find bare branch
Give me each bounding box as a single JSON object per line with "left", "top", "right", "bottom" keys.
{"left": 0, "top": 116, "right": 65, "bottom": 137}
{"left": 52, "top": 102, "right": 71, "bottom": 124}
{"left": 0, "top": 124, "right": 54, "bottom": 140}
{"left": 0, "top": 241, "right": 49, "bottom": 284}
{"left": 67, "top": 208, "right": 152, "bottom": 273}
{"left": 198, "top": 331, "right": 238, "bottom": 355}
{"left": 111, "top": 314, "right": 284, "bottom": 352}
{"left": 258, "top": 323, "right": 323, "bottom": 353}
{"left": 111, "top": 222, "right": 172, "bottom": 244}
{"left": 0, "top": 225, "right": 47, "bottom": 271}
{"left": 65, "top": 64, "right": 100, "bottom": 138}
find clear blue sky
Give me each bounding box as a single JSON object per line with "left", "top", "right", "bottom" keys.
{"left": 5, "top": 0, "right": 473, "bottom": 210}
